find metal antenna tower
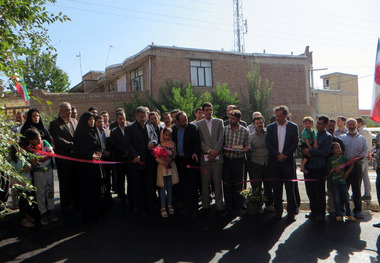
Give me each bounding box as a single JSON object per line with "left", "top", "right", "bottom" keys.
{"left": 233, "top": 0, "right": 247, "bottom": 53}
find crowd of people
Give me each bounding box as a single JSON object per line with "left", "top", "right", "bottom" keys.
{"left": 7, "top": 101, "right": 380, "bottom": 228}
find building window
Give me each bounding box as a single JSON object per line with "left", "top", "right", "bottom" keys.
{"left": 131, "top": 67, "right": 143, "bottom": 91}
{"left": 324, "top": 78, "right": 330, "bottom": 89}
{"left": 117, "top": 75, "right": 127, "bottom": 92}
{"left": 190, "top": 60, "right": 212, "bottom": 87}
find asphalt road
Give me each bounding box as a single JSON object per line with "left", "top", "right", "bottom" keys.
{"left": 1, "top": 201, "right": 380, "bottom": 263}
{"left": 1, "top": 166, "right": 380, "bottom": 262}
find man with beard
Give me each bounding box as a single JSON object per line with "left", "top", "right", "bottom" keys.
{"left": 125, "top": 107, "right": 158, "bottom": 216}
{"left": 339, "top": 118, "right": 368, "bottom": 219}
{"left": 172, "top": 111, "right": 201, "bottom": 216}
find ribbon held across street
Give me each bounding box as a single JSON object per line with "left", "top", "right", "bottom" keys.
{"left": 187, "top": 156, "right": 363, "bottom": 186}
{"left": 26, "top": 148, "right": 145, "bottom": 165}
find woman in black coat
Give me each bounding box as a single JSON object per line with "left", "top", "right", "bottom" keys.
{"left": 73, "top": 112, "right": 106, "bottom": 223}
{"left": 20, "top": 108, "right": 52, "bottom": 144}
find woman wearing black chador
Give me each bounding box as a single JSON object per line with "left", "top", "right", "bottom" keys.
{"left": 73, "top": 112, "right": 106, "bottom": 223}
{"left": 20, "top": 108, "right": 52, "bottom": 144}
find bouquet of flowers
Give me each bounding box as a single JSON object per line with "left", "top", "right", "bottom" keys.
{"left": 153, "top": 145, "right": 171, "bottom": 169}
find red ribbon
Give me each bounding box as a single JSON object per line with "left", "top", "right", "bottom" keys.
{"left": 187, "top": 156, "right": 363, "bottom": 186}
{"left": 27, "top": 148, "right": 145, "bottom": 165}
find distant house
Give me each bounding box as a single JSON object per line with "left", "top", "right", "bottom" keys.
{"left": 312, "top": 72, "right": 360, "bottom": 119}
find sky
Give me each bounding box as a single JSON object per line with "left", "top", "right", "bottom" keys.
{"left": 45, "top": 0, "right": 380, "bottom": 109}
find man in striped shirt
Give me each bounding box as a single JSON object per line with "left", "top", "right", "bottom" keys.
{"left": 223, "top": 109, "right": 250, "bottom": 216}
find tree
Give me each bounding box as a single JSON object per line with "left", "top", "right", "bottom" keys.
{"left": 0, "top": 0, "right": 70, "bottom": 81}
{"left": 124, "top": 79, "right": 240, "bottom": 122}
{"left": 246, "top": 62, "right": 273, "bottom": 122}
{"left": 21, "top": 52, "right": 70, "bottom": 92}
{"left": 0, "top": 0, "right": 69, "bottom": 215}
{"left": 165, "top": 84, "right": 205, "bottom": 121}
{"left": 205, "top": 82, "right": 239, "bottom": 120}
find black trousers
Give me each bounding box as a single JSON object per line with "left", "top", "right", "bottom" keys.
{"left": 304, "top": 168, "right": 326, "bottom": 217}
{"left": 223, "top": 158, "right": 245, "bottom": 210}
{"left": 269, "top": 161, "right": 297, "bottom": 215}
{"left": 347, "top": 161, "right": 363, "bottom": 213}
{"left": 376, "top": 168, "right": 380, "bottom": 207}
{"left": 115, "top": 163, "right": 127, "bottom": 200}
{"left": 175, "top": 156, "right": 199, "bottom": 210}
{"left": 56, "top": 158, "right": 77, "bottom": 210}
{"left": 129, "top": 164, "right": 155, "bottom": 214}
{"left": 103, "top": 164, "right": 113, "bottom": 200}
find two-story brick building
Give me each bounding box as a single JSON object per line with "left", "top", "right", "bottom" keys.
{"left": 66, "top": 45, "right": 314, "bottom": 124}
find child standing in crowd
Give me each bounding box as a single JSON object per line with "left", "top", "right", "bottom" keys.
{"left": 154, "top": 127, "right": 179, "bottom": 218}
{"left": 25, "top": 128, "right": 58, "bottom": 225}
{"left": 327, "top": 142, "right": 357, "bottom": 222}
{"left": 300, "top": 116, "right": 318, "bottom": 173}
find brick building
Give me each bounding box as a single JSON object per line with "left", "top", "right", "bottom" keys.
{"left": 67, "top": 45, "right": 314, "bottom": 125}
{"left": 7, "top": 45, "right": 349, "bottom": 126}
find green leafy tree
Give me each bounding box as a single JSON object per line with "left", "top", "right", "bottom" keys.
{"left": 165, "top": 84, "right": 206, "bottom": 121}
{"left": 0, "top": 100, "right": 35, "bottom": 217}
{"left": 0, "top": 0, "right": 70, "bottom": 81}
{"left": 206, "top": 82, "right": 239, "bottom": 120}
{"left": 20, "top": 52, "right": 70, "bottom": 92}
{"left": 151, "top": 79, "right": 186, "bottom": 112}
{"left": 246, "top": 62, "right": 273, "bottom": 122}
{"left": 0, "top": 0, "right": 69, "bottom": 215}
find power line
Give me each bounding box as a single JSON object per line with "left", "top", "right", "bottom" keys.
{"left": 49, "top": 4, "right": 232, "bottom": 32}
{"left": 66, "top": 0, "right": 231, "bottom": 27}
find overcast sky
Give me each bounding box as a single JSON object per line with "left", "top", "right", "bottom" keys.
{"left": 46, "top": 0, "right": 380, "bottom": 109}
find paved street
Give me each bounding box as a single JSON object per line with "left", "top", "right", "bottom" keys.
{"left": 1, "top": 204, "right": 380, "bottom": 262}
{"left": 1, "top": 166, "right": 380, "bottom": 262}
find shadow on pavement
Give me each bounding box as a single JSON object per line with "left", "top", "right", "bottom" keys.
{"left": 0, "top": 202, "right": 373, "bottom": 263}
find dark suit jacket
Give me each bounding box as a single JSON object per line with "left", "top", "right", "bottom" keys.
{"left": 125, "top": 121, "right": 158, "bottom": 165}
{"left": 49, "top": 116, "right": 78, "bottom": 156}
{"left": 265, "top": 121, "right": 299, "bottom": 166}
{"left": 110, "top": 126, "right": 128, "bottom": 161}
{"left": 172, "top": 123, "right": 201, "bottom": 165}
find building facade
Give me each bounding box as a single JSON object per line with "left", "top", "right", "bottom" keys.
{"left": 313, "top": 72, "right": 360, "bottom": 119}
{"left": 69, "top": 45, "right": 314, "bottom": 125}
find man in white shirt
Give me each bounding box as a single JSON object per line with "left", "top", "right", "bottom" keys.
{"left": 197, "top": 102, "right": 224, "bottom": 212}
{"left": 356, "top": 117, "right": 373, "bottom": 201}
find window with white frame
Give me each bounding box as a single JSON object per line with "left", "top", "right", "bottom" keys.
{"left": 131, "top": 67, "right": 143, "bottom": 91}
{"left": 190, "top": 60, "right": 212, "bottom": 87}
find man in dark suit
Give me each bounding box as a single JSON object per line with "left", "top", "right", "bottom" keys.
{"left": 265, "top": 105, "right": 299, "bottom": 221}
{"left": 125, "top": 107, "right": 158, "bottom": 216}
{"left": 49, "top": 102, "right": 78, "bottom": 216}
{"left": 302, "top": 115, "right": 332, "bottom": 221}
{"left": 110, "top": 111, "right": 128, "bottom": 203}
{"left": 172, "top": 111, "right": 201, "bottom": 216}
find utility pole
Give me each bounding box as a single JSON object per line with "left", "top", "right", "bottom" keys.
{"left": 233, "top": 0, "right": 247, "bottom": 53}
{"left": 76, "top": 52, "right": 83, "bottom": 79}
